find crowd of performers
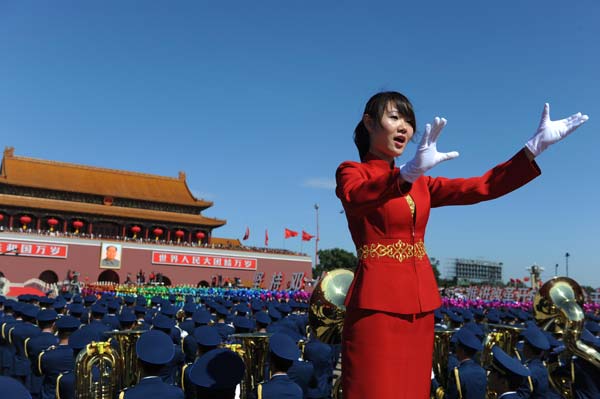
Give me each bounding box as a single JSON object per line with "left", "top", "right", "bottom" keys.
{"left": 0, "top": 287, "right": 599, "bottom": 398}
{"left": 0, "top": 289, "right": 332, "bottom": 399}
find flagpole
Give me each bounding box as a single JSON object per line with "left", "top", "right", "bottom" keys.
{"left": 314, "top": 204, "right": 319, "bottom": 268}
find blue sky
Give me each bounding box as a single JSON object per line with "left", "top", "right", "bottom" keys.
{"left": 1, "top": 1, "right": 599, "bottom": 286}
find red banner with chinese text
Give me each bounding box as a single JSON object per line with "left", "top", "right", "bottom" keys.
{"left": 0, "top": 240, "right": 68, "bottom": 258}
{"left": 151, "top": 251, "right": 257, "bottom": 270}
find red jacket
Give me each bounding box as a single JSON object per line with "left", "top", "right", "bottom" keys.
{"left": 336, "top": 149, "right": 541, "bottom": 314}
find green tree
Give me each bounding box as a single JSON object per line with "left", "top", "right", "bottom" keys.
{"left": 314, "top": 248, "right": 357, "bottom": 278}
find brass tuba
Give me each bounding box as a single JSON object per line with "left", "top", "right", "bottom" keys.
{"left": 308, "top": 268, "right": 354, "bottom": 399}
{"left": 432, "top": 327, "right": 457, "bottom": 391}
{"left": 308, "top": 269, "right": 354, "bottom": 345}
{"left": 228, "top": 332, "right": 271, "bottom": 399}
{"left": 106, "top": 329, "right": 147, "bottom": 389}
{"left": 480, "top": 323, "right": 524, "bottom": 369}
{"left": 75, "top": 341, "right": 121, "bottom": 399}
{"left": 533, "top": 277, "right": 600, "bottom": 398}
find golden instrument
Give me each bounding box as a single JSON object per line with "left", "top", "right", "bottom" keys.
{"left": 308, "top": 269, "right": 354, "bottom": 345}
{"left": 432, "top": 327, "right": 457, "bottom": 390}
{"left": 75, "top": 341, "right": 121, "bottom": 399}
{"left": 480, "top": 323, "right": 524, "bottom": 369}
{"left": 308, "top": 268, "right": 354, "bottom": 399}
{"left": 106, "top": 330, "right": 147, "bottom": 389}
{"left": 533, "top": 277, "right": 600, "bottom": 398}
{"left": 229, "top": 332, "right": 271, "bottom": 399}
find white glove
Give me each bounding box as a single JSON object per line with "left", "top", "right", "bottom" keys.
{"left": 525, "top": 103, "right": 589, "bottom": 157}
{"left": 399, "top": 117, "right": 459, "bottom": 183}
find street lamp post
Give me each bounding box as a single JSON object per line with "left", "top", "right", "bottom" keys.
{"left": 314, "top": 204, "right": 320, "bottom": 268}
{"left": 555, "top": 263, "right": 558, "bottom": 277}
{"left": 565, "top": 252, "right": 570, "bottom": 277}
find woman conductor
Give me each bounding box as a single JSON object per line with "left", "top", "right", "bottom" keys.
{"left": 335, "top": 91, "right": 588, "bottom": 398}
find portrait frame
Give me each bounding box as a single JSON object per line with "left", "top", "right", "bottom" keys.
{"left": 99, "top": 242, "right": 122, "bottom": 269}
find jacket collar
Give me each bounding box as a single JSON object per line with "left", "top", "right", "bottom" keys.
{"left": 363, "top": 152, "right": 395, "bottom": 170}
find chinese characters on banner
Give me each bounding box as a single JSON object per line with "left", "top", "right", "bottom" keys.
{"left": 0, "top": 240, "right": 68, "bottom": 258}
{"left": 151, "top": 251, "right": 257, "bottom": 271}
{"left": 457, "top": 285, "right": 600, "bottom": 304}
{"left": 253, "top": 272, "right": 265, "bottom": 289}
{"left": 289, "top": 272, "right": 305, "bottom": 291}
{"left": 268, "top": 272, "right": 284, "bottom": 291}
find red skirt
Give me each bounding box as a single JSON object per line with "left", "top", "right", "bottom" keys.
{"left": 342, "top": 308, "right": 434, "bottom": 399}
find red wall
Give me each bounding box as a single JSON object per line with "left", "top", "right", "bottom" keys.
{"left": 0, "top": 233, "right": 312, "bottom": 289}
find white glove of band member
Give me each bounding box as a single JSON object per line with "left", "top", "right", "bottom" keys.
{"left": 399, "top": 117, "right": 459, "bottom": 183}
{"left": 525, "top": 103, "right": 589, "bottom": 157}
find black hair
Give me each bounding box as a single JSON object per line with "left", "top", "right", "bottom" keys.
{"left": 269, "top": 353, "right": 293, "bottom": 373}
{"left": 38, "top": 320, "right": 55, "bottom": 330}
{"left": 139, "top": 359, "right": 165, "bottom": 377}
{"left": 354, "top": 91, "right": 416, "bottom": 161}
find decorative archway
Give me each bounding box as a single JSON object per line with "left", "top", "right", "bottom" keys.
{"left": 98, "top": 270, "right": 120, "bottom": 284}
{"left": 38, "top": 270, "right": 59, "bottom": 284}
{"left": 161, "top": 275, "right": 172, "bottom": 286}
{"left": 197, "top": 280, "right": 210, "bottom": 288}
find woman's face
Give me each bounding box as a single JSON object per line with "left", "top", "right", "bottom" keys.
{"left": 365, "top": 102, "right": 414, "bottom": 162}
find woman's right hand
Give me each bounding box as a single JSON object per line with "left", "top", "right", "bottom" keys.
{"left": 399, "top": 117, "right": 459, "bottom": 183}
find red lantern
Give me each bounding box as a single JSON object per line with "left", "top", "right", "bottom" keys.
{"left": 20, "top": 215, "right": 32, "bottom": 229}
{"left": 523, "top": 277, "right": 530, "bottom": 282}
{"left": 196, "top": 231, "right": 206, "bottom": 240}
{"left": 0, "top": 214, "right": 4, "bottom": 222}
{"left": 131, "top": 225, "right": 141, "bottom": 238}
{"left": 175, "top": 230, "right": 185, "bottom": 243}
{"left": 47, "top": 217, "right": 59, "bottom": 232}
{"left": 153, "top": 228, "right": 163, "bottom": 240}
{"left": 73, "top": 220, "right": 84, "bottom": 234}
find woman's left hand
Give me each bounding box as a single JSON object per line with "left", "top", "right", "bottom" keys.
{"left": 525, "top": 103, "right": 589, "bottom": 157}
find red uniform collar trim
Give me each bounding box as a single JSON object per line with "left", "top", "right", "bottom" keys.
{"left": 363, "top": 152, "right": 395, "bottom": 169}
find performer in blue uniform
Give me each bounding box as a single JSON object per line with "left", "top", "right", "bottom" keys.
{"left": 488, "top": 346, "right": 531, "bottom": 399}
{"left": 118, "top": 330, "right": 183, "bottom": 399}
{"left": 187, "top": 348, "right": 245, "bottom": 399}
{"left": 255, "top": 333, "right": 303, "bottom": 399}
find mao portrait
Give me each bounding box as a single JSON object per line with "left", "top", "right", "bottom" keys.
{"left": 100, "top": 243, "right": 122, "bottom": 269}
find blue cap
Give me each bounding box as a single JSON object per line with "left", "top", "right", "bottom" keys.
{"left": 584, "top": 321, "right": 600, "bottom": 334}
{"left": 215, "top": 305, "right": 229, "bottom": 317}
{"left": 447, "top": 311, "right": 463, "bottom": 324}
{"left": 278, "top": 303, "right": 292, "bottom": 314}
{"left": 491, "top": 346, "right": 531, "bottom": 377}
{"left": 84, "top": 295, "right": 97, "bottom": 305}
{"left": 255, "top": 311, "right": 271, "bottom": 325}
{"left": 37, "top": 309, "right": 58, "bottom": 323}
{"left": 183, "top": 303, "right": 197, "bottom": 314}
{"left": 136, "top": 330, "right": 174, "bottom": 365}
{"left": 68, "top": 303, "right": 85, "bottom": 316}
{"left": 72, "top": 295, "right": 83, "bottom": 304}
{"left": 22, "top": 304, "right": 40, "bottom": 319}
{"left": 124, "top": 296, "right": 135, "bottom": 305}
{"left": 91, "top": 303, "right": 107, "bottom": 315}
{"left": 452, "top": 327, "right": 483, "bottom": 352}
{"left": 251, "top": 300, "right": 264, "bottom": 312}
{"left": 160, "top": 305, "right": 177, "bottom": 317}
{"left": 69, "top": 328, "right": 99, "bottom": 351}
{"left": 38, "top": 296, "right": 54, "bottom": 307}
{"left": 269, "top": 333, "right": 300, "bottom": 361}
{"left": 152, "top": 314, "right": 176, "bottom": 330}
{"left": 134, "top": 305, "right": 147, "bottom": 315}
{"left": 193, "top": 326, "right": 222, "bottom": 347}
{"left": 150, "top": 296, "right": 162, "bottom": 306}
{"left": 233, "top": 316, "right": 254, "bottom": 331}
{"left": 234, "top": 304, "right": 249, "bottom": 315}
{"left": 53, "top": 298, "right": 66, "bottom": 310}
{"left": 0, "top": 375, "right": 31, "bottom": 399}
{"left": 118, "top": 309, "right": 137, "bottom": 324}
{"left": 543, "top": 331, "right": 561, "bottom": 348}
{"left": 486, "top": 312, "right": 500, "bottom": 324}
{"left": 193, "top": 310, "right": 212, "bottom": 325}
{"left": 580, "top": 329, "right": 600, "bottom": 349}
{"left": 188, "top": 348, "right": 245, "bottom": 389}
{"left": 522, "top": 326, "right": 550, "bottom": 351}
{"left": 55, "top": 315, "right": 81, "bottom": 330}
{"left": 268, "top": 308, "right": 282, "bottom": 321}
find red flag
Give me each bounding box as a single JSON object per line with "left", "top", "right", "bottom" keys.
{"left": 265, "top": 229, "right": 269, "bottom": 246}
{"left": 242, "top": 227, "right": 250, "bottom": 241}
{"left": 284, "top": 228, "right": 298, "bottom": 239}
{"left": 301, "top": 230, "right": 314, "bottom": 241}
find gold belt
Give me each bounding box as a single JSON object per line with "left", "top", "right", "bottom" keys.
{"left": 357, "top": 239, "right": 427, "bottom": 262}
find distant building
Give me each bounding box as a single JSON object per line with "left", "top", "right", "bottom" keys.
{"left": 445, "top": 258, "right": 503, "bottom": 285}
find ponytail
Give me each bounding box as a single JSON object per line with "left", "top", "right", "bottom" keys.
{"left": 354, "top": 120, "right": 370, "bottom": 161}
